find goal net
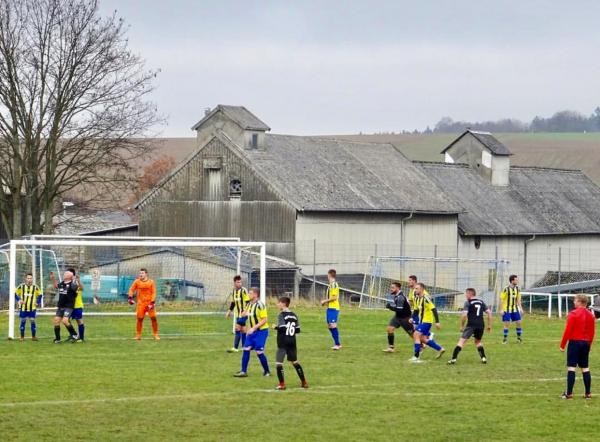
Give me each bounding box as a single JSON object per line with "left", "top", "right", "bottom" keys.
{"left": 360, "top": 255, "right": 509, "bottom": 313}
{"left": 2, "top": 237, "right": 266, "bottom": 339}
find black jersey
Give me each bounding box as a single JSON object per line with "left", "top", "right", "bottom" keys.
{"left": 386, "top": 291, "right": 411, "bottom": 318}
{"left": 463, "top": 298, "right": 488, "bottom": 328}
{"left": 276, "top": 310, "right": 301, "bottom": 347}
{"left": 57, "top": 280, "right": 79, "bottom": 309}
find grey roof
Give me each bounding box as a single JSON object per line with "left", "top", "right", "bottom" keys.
{"left": 53, "top": 211, "right": 135, "bottom": 235}
{"left": 191, "top": 105, "right": 270, "bottom": 131}
{"left": 240, "top": 134, "right": 461, "bottom": 214}
{"left": 419, "top": 162, "right": 600, "bottom": 235}
{"left": 441, "top": 130, "right": 512, "bottom": 156}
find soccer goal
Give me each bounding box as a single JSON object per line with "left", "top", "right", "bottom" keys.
{"left": 360, "top": 255, "right": 509, "bottom": 313}
{"left": 3, "top": 237, "right": 266, "bottom": 339}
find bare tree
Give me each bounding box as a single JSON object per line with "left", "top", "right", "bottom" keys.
{"left": 0, "top": 0, "right": 161, "bottom": 237}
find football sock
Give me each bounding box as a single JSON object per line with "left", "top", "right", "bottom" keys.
{"left": 241, "top": 350, "right": 250, "bottom": 373}
{"left": 387, "top": 333, "right": 395, "bottom": 347}
{"left": 427, "top": 339, "right": 442, "bottom": 351}
{"left": 583, "top": 371, "right": 592, "bottom": 395}
{"left": 293, "top": 362, "right": 306, "bottom": 382}
{"left": 136, "top": 318, "right": 143, "bottom": 335}
{"left": 234, "top": 330, "right": 241, "bottom": 348}
{"left": 19, "top": 319, "right": 26, "bottom": 337}
{"left": 452, "top": 345, "right": 462, "bottom": 360}
{"left": 151, "top": 317, "right": 158, "bottom": 335}
{"left": 477, "top": 345, "right": 486, "bottom": 359}
{"left": 503, "top": 328, "right": 508, "bottom": 338}
{"left": 330, "top": 328, "right": 340, "bottom": 346}
{"left": 66, "top": 324, "right": 77, "bottom": 337}
{"left": 78, "top": 323, "right": 85, "bottom": 340}
{"left": 257, "top": 353, "right": 270, "bottom": 374}
{"left": 516, "top": 328, "right": 522, "bottom": 337}
{"left": 241, "top": 332, "right": 246, "bottom": 347}
{"left": 31, "top": 320, "right": 36, "bottom": 338}
{"left": 567, "top": 371, "right": 576, "bottom": 396}
{"left": 414, "top": 343, "right": 422, "bottom": 358}
{"left": 276, "top": 365, "right": 284, "bottom": 383}
{"left": 54, "top": 326, "right": 60, "bottom": 340}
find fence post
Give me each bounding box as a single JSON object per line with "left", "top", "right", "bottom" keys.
{"left": 557, "top": 247, "right": 562, "bottom": 314}
{"left": 312, "top": 239, "right": 316, "bottom": 304}
{"left": 433, "top": 245, "right": 438, "bottom": 289}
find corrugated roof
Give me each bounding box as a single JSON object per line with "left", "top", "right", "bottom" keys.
{"left": 191, "top": 105, "right": 270, "bottom": 131}
{"left": 241, "top": 134, "right": 460, "bottom": 214}
{"left": 419, "top": 162, "right": 600, "bottom": 235}
{"left": 441, "top": 130, "right": 512, "bottom": 156}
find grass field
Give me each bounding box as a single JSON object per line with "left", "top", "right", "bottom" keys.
{"left": 0, "top": 307, "right": 597, "bottom": 441}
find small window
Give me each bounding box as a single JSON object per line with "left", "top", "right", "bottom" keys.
{"left": 229, "top": 179, "right": 242, "bottom": 198}
{"left": 251, "top": 133, "right": 258, "bottom": 148}
{"left": 474, "top": 236, "right": 481, "bottom": 249}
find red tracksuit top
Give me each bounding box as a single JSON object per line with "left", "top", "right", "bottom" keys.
{"left": 560, "top": 307, "right": 595, "bottom": 350}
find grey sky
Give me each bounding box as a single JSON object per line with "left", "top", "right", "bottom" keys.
{"left": 100, "top": 0, "right": 600, "bottom": 136}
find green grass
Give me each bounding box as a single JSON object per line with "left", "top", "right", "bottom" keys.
{"left": 0, "top": 307, "right": 597, "bottom": 441}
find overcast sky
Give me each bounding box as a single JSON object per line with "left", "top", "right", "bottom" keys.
{"left": 99, "top": 0, "right": 600, "bottom": 136}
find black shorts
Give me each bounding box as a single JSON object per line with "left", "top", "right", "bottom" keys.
{"left": 276, "top": 344, "right": 298, "bottom": 363}
{"left": 567, "top": 340, "right": 590, "bottom": 368}
{"left": 461, "top": 326, "right": 484, "bottom": 341}
{"left": 55, "top": 308, "right": 74, "bottom": 319}
{"left": 389, "top": 316, "right": 414, "bottom": 336}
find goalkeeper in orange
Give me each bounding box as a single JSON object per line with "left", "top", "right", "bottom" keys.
{"left": 128, "top": 268, "right": 160, "bottom": 341}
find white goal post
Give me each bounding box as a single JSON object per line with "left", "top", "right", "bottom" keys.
{"left": 6, "top": 238, "right": 266, "bottom": 340}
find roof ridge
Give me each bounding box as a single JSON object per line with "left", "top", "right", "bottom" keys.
{"left": 511, "top": 165, "right": 582, "bottom": 173}
{"left": 266, "top": 133, "right": 395, "bottom": 147}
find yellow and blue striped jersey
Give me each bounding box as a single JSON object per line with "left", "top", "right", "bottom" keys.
{"left": 415, "top": 295, "right": 437, "bottom": 324}
{"left": 500, "top": 285, "right": 521, "bottom": 313}
{"left": 231, "top": 287, "right": 249, "bottom": 316}
{"left": 408, "top": 288, "right": 429, "bottom": 310}
{"left": 247, "top": 301, "right": 269, "bottom": 330}
{"left": 15, "top": 284, "right": 42, "bottom": 312}
{"left": 74, "top": 286, "right": 84, "bottom": 309}
{"left": 326, "top": 281, "right": 340, "bottom": 310}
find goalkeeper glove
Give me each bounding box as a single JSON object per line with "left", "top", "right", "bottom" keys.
{"left": 147, "top": 301, "right": 155, "bottom": 311}
{"left": 128, "top": 296, "right": 135, "bottom": 305}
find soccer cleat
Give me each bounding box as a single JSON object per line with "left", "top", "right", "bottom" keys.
{"left": 134, "top": 335, "right": 141, "bottom": 341}
{"left": 481, "top": 357, "right": 487, "bottom": 364}
{"left": 447, "top": 359, "right": 457, "bottom": 365}
{"left": 435, "top": 349, "right": 446, "bottom": 360}
{"left": 227, "top": 348, "right": 240, "bottom": 353}
{"left": 560, "top": 392, "right": 573, "bottom": 400}
{"left": 31, "top": 337, "right": 38, "bottom": 342}
{"left": 233, "top": 371, "right": 248, "bottom": 378}
{"left": 19, "top": 337, "right": 25, "bottom": 342}
{"left": 584, "top": 393, "right": 592, "bottom": 399}
{"left": 153, "top": 335, "right": 161, "bottom": 341}
{"left": 53, "top": 339, "right": 61, "bottom": 344}
{"left": 331, "top": 345, "right": 342, "bottom": 351}
{"left": 382, "top": 347, "right": 395, "bottom": 353}
{"left": 67, "top": 336, "right": 77, "bottom": 343}
{"left": 74, "top": 338, "right": 84, "bottom": 343}
{"left": 301, "top": 381, "right": 309, "bottom": 389}
{"left": 263, "top": 372, "right": 271, "bottom": 377}
{"left": 275, "top": 383, "right": 286, "bottom": 390}
{"left": 517, "top": 337, "right": 523, "bottom": 344}
{"left": 502, "top": 338, "right": 508, "bottom": 344}
{"left": 408, "top": 356, "right": 422, "bottom": 363}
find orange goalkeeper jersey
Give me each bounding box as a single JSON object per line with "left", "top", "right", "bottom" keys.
{"left": 128, "top": 279, "right": 156, "bottom": 304}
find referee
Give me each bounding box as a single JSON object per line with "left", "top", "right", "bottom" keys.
{"left": 560, "top": 294, "right": 595, "bottom": 399}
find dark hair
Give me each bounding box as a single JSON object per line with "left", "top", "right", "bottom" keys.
{"left": 391, "top": 281, "right": 402, "bottom": 289}
{"left": 67, "top": 267, "right": 76, "bottom": 275}
{"left": 408, "top": 275, "right": 417, "bottom": 282}
{"left": 466, "top": 287, "right": 476, "bottom": 296}
{"left": 279, "top": 296, "right": 291, "bottom": 306}
{"left": 233, "top": 275, "right": 242, "bottom": 282}
{"left": 509, "top": 274, "right": 518, "bottom": 283}
{"left": 328, "top": 269, "right": 337, "bottom": 277}
{"left": 25, "top": 273, "right": 33, "bottom": 277}
{"left": 140, "top": 268, "right": 148, "bottom": 273}
{"left": 416, "top": 282, "right": 425, "bottom": 290}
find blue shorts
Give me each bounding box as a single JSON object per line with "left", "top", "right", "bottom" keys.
{"left": 19, "top": 311, "right": 36, "bottom": 319}
{"left": 236, "top": 316, "right": 247, "bottom": 326}
{"left": 326, "top": 308, "right": 339, "bottom": 324}
{"left": 567, "top": 340, "right": 590, "bottom": 368}
{"left": 412, "top": 313, "right": 420, "bottom": 325}
{"left": 245, "top": 329, "right": 268, "bottom": 351}
{"left": 416, "top": 322, "right": 432, "bottom": 336}
{"left": 502, "top": 311, "right": 521, "bottom": 322}
{"left": 72, "top": 308, "right": 84, "bottom": 320}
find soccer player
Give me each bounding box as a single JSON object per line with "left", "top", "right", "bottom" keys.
{"left": 383, "top": 282, "right": 414, "bottom": 353}
{"left": 128, "top": 268, "right": 159, "bottom": 341}
{"left": 225, "top": 275, "right": 250, "bottom": 353}
{"left": 15, "top": 273, "right": 42, "bottom": 341}
{"left": 407, "top": 275, "right": 420, "bottom": 325}
{"left": 274, "top": 296, "right": 308, "bottom": 390}
{"left": 67, "top": 268, "right": 86, "bottom": 342}
{"left": 500, "top": 274, "right": 524, "bottom": 343}
{"left": 234, "top": 287, "right": 271, "bottom": 377}
{"left": 559, "top": 294, "right": 595, "bottom": 399}
{"left": 49, "top": 270, "right": 79, "bottom": 343}
{"left": 448, "top": 288, "right": 492, "bottom": 365}
{"left": 410, "top": 283, "right": 445, "bottom": 362}
{"left": 320, "top": 269, "right": 341, "bottom": 350}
